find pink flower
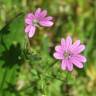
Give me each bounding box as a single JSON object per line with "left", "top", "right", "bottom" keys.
{"left": 25, "top": 8, "right": 53, "bottom": 38}
{"left": 53, "top": 36, "right": 86, "bottom": 71}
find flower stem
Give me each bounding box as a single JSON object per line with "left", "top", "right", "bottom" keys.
{"left": 25, "top": 34, "right": 31, "bottom": 52}
{"left": 46, "top": 60, "right": 58, "bottom": 71}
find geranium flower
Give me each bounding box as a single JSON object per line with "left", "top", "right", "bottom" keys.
{"left": 25, "top": 8, "right": 53, "bottom": 38}
{"left": 53, "top": 36, "right": 86, "bottom": 71}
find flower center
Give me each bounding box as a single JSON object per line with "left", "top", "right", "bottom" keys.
{"left": 64, "top": 51, "right": 70, "bottom": 59}
{"left": 32, "top": 19, "right": 38, "bottom": 26}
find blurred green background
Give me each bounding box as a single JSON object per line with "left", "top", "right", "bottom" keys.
{"left": 0, "top": 0, "right": 96, "bottom": 96}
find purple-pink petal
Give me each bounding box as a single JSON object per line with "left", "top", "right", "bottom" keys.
{"left": 73, "top": 45, "right": 85, "bottom": 54}
{"left": 25, "top": 18, "right": 32, "bottom": 25}
{"left": 55, "top": 45, "right": 63, "bottom": 53}
{"left": 65, "top": 36, "right": 72, "bottom": 50}
{"left": 40, "top": 10, "right": 47, "bottom": 17}
{"left": 26, "top": 13, "right": 35, "bottom": 19}
{"left": 40, "top": 16, "right": 53, "bottom": 21}
{"left": 53, "top": 52, "right": 64, "bottom": 60}
{"left": 28, "top": 26, "right": 36, "bottom": 38}
{"left": 39, "top": 20, "right": 53, "bottom": 27}
{"left": 71, "top": 58, "right": 83, "bottom": 68}
{"left": 66, "top": 60, "right": 73, "bottom": 71}
{"left": 35, "top": 8, "right": 41, "bottom": 17}
{"left": 25, "top": 25, "right": 31, "bottom": 33}
{"left": 70, "top": 40, "right": 80, "bottom": 51}
{"left": 44, "top": 16, "right": 53, "bottom": 20}
{"left": 74, "top": 55, "right": 86, "bottom": 63}
{"left": 61, "top": 60, "right": 67, "bottom": 70}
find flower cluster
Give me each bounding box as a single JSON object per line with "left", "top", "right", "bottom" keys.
{"left": 53, "top": 36, "right": 86, "bottom": 71}
{"left": 25, "top": 8, "right": 86, "bottom": 72}
{"left": 25, "top": 8, "right": 53, "bottom": 38}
